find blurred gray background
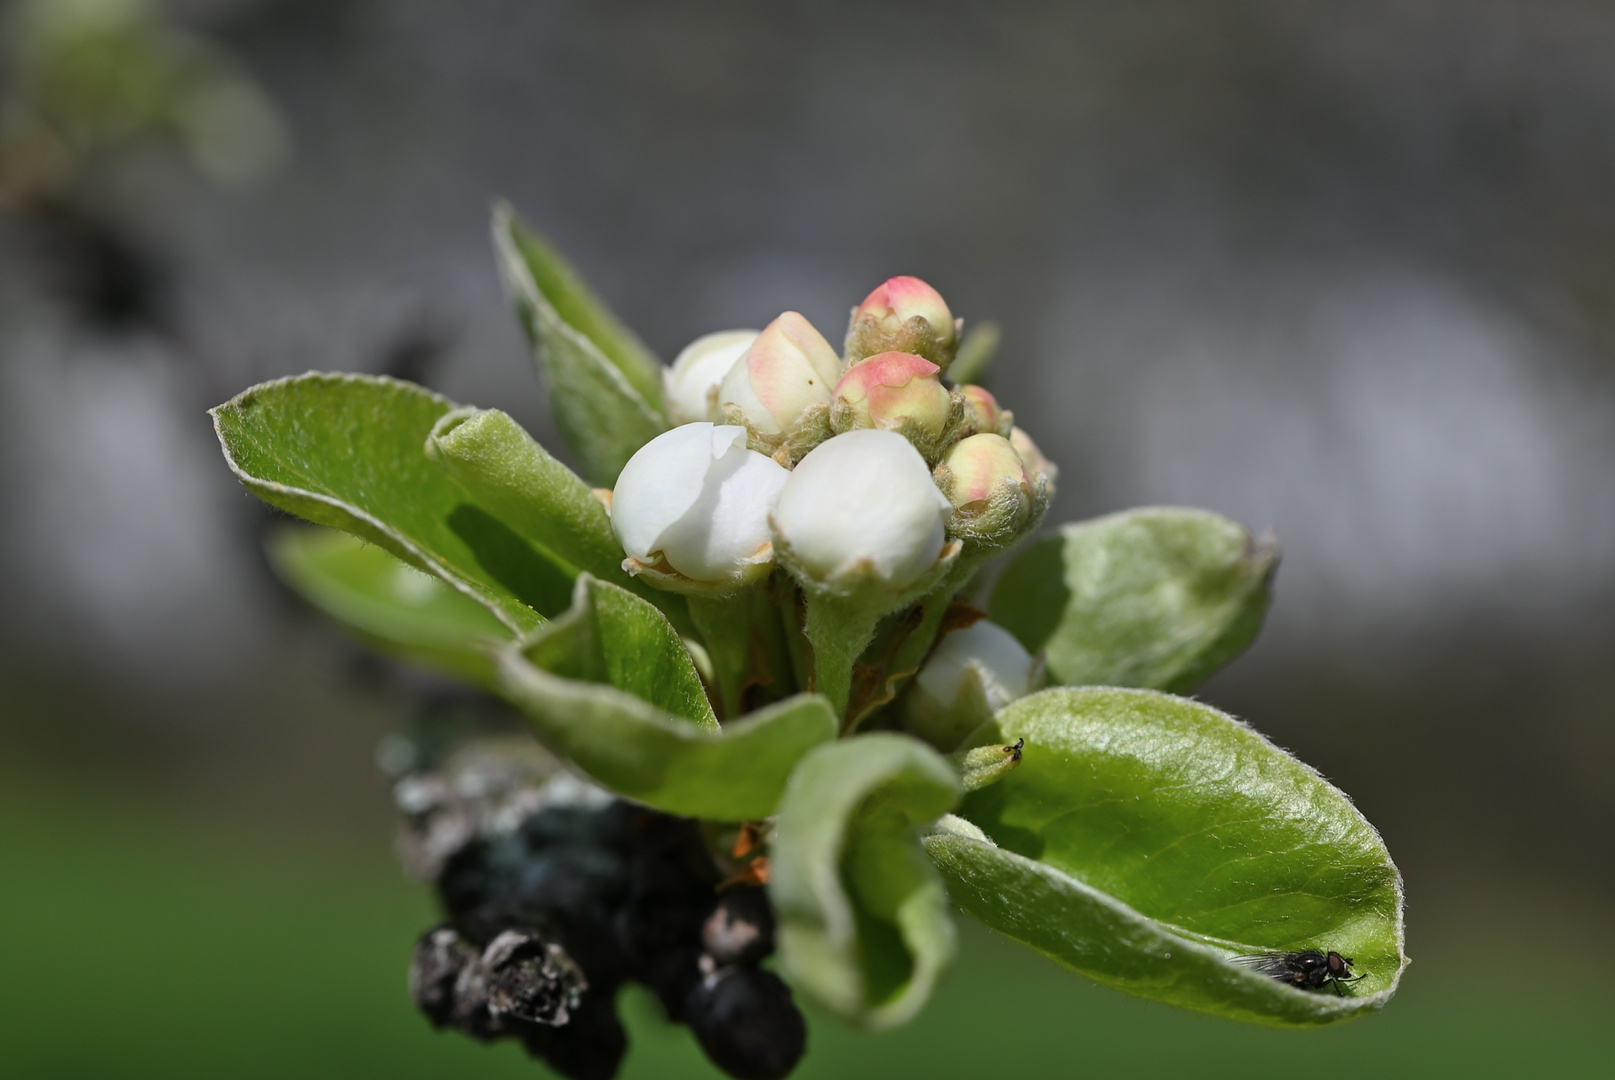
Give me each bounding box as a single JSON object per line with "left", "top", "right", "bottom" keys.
{"left": 2, "top": 2, "right": 1612, "bottom": 1076}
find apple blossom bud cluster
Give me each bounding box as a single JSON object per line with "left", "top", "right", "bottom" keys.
{"left": 606, "top": 276, "right": 1055, "bottom": 595}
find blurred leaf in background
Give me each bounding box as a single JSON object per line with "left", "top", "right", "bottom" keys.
{"left": 0, "top": 0, "right": 288, "bottom": 208}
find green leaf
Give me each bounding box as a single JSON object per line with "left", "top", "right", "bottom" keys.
{"left": 933, "top": 687, "right": 1406, "bottom": 1026}
{"left": 770, "top": 734, "right": 960, "bottom": 1030}
{"left": 425, "top": 406, "right": 688, "bottom": 631}
{"left": 267, "top": 527, "right": 510, "bottom": 688}
{"left": 990, "top": 507, "right": 1277, "bottom": 692}
{"left": 498, "top": 575, "right": 837, "bottom": 820}
{"left": 211, "top": 373, "right": 577, "bottom": 631}
{"left": 491, "top": 201, "right": 668, "bottom": 485}
{"left": 945, "top": 320, "right": 1000, "bottom": 387}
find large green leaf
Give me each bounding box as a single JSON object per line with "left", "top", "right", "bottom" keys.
{"left": 934, "top": 687, "right": 1406, "bottom": 1025}
{"left": 491, "top": 202, "right": 668, "bottom": 485}
{"left": 770, "top": 735, "right": 960, "bottom": 1030}
{"left": 268, "top": 527, "right": 510, "bottom": 688}
{"left": 212, "top": 373, "right": 577, "bottom": 632}
{"left": 990, "top": 507, "right": 1277, "bottom": 692}
{"left": 498, "top": 575, "right": 837, "bottom": 821}
{"left": 425, "top": 406, "right": 687, "bottom": 631}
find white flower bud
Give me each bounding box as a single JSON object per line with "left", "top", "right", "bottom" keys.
{"left": 904, "top": 620, "right": 1037, "bottom": 749}
{"left": 611, "top": 423, "right": 789, "bottom": 585}
{"left": 771, "top": 429, "right": 952, "bottom": 590}
{"left": 663, "top": 330, "right": 758, "bottom": 425}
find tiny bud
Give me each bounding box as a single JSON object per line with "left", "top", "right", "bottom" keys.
{"left": 717, "top": 312, "right": 842, "bottom": 458}
{"left": 845, "top": 275, "right": 960, "bottom": 370}
{"left": 830, "top": 351, "right": 954, "bottom": 455}
{"left": 664, "top": 330, "right": 759, "bottom": 425}
{"left": 957, "top": 384, "right": 1013, "bottom": 438}
{"left": 1009, "top": 425, "right": 1058, "bottom": 488}
{"left": 771, "top": 429, "right": 952, "bottom": 591}
{"left": 904, "top": 620, "right": 1038, "bottom": 750}
{"left": 611, "top": 423, "right": 789, "bottom": 587}
{"left": 933, "top": 433, "right": 1035, "bottom": 544}
{"left": 958, "top": 737, "right": 1025, "bottom": 792}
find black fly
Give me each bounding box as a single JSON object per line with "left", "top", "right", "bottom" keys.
{"left": 1232, "top": 950, "right": 1363, "bottom": 995}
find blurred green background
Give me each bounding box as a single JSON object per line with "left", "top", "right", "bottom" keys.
{"left": 6, "top": 769, "right": 1609, "bottom": 1079}
{"left": 2, "top": 2, "right": 1613, "bottom": 1077}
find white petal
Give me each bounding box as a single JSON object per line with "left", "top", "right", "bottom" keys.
{"left": 611, "top": 423, "right": 744, "bottom": 560}
{"left": 915, "top": 620, "right": 1034, "bottom": 711}
{"left": 664, "top": 330, "right": 758, "bottom": 425}
{"left": 773, "top": 429, "right": 951, "bottom": 587}
{"left": 659, "top": 446, "right": 789, "bottom": 580}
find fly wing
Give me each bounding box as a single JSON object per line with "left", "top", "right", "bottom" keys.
{"left": 1229, "top": 952, "right": 1298, "bottom": 980}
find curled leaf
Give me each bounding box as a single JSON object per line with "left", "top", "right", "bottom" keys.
{"left": 770, "top": 734, "right": 960, "bottom": 1029}
{"left": 934, "top": 687, "right": 1406, "bottom": 1025}
{"left": 990, "top": 507, "right": 1277, "bottom": 692}
{"left": 498, "top": 575, "right": 836, "bottom": 821}
{"left": 211, "top": 373, "right": 573, "bottom": 631}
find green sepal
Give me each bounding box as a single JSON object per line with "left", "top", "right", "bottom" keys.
{"left": 211, "top": 373, "right": 575, "bottom": 632}
{"left": 770, "top": 734, "right": 960, "bottom": 1030}
{"left": 498, "top": 575, "right": 837, "bottom": 821}
{"left": 424, "top": 406, "right": 689, "bottom": 632}
{"left": 934, "top": 687, "right": 1406, "bottom": 1025}
{"left": 990, "top": 507, "right": 1277, "bottom": 691}
{"left": 491, "top": 201, "right": 668, "bottom": 485}
{"left": 267, "top": 526, "right": 510, "bottom": 689}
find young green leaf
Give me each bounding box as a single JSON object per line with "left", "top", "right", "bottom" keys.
{"left": 491, "top": 202, "right": 668, "bottom": 485}
{"left": 990, "top": 507, "right": 1277, "bottom": 692}
{"left": 425, "top": 406, "right": 689, "bottom": 631}
{"left": 268, "top": 527, "right": 510, "bottom": 688}
{"left": 934, "top": 687, "right": 1406, "bottom": 1025}
{"left": 944, "top": 320, "right": 1000, "bottom": 388}
{"left": 770, "top": 734, "right": 960, "bottom": 1030}
{"left": 498, "top": 575, "right": 837, "bottom": 821}
{"left": 212, "top": 373, "right": 575, "bottom": 631}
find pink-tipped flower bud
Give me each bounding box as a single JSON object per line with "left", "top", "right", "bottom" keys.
{"left": 717, "top": 312, "right": 842, "bottom": 460}
{"left": 934, "top": 433, "right": 1038, "bottom": 546}
{"left": 844, "top": 276, "right": 961, "bottom": 370}
{"left": 663, "top": 329, "right": 758, "bottom": 425}
{"left": 771, "top": 429, "right": 952, "bottom": 591}
{"left": 957, "top": 384, "right": 1013, "bottom": 438}
{"left": 830, "top": 351, "right": 955, "bottom": 456}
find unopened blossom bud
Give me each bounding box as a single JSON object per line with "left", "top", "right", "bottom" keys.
{"left": 904, "top": 620, "right": 1037, "bottom": 750}
{"left": 957, "top": 384, "right": 1013, "bottom": 438}
{"left": 844, "top": 275, "right": 961, "bottom": 370}
{"left": 933, "top": 433, "right": 1036, "bottom": 544}
{"left": 663, "top": 330, "right": 758, "bottom": 425}
{"left": 830, "top": 351, "right": 955, "bottom": 456}
{"left": 1008, "top": 425, "right": 1058, "bottom": 488}
{"left": 771, "top": 429, "right": 951, "bottom": 591}
{"left": 717, "top": 312, "right": 842, "bottom": 459}
{"left": 611, "top": 423, "right": 789, "bottom": 587}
